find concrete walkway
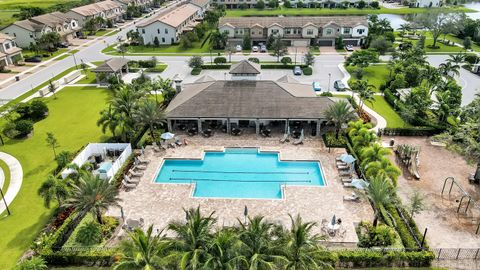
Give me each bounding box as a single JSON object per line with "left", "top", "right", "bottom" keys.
{"left": 0, "top": 152, "right": 23, "bottom": 215}
{"left": 338, "top": 63, "right": 387, "bottom": 132}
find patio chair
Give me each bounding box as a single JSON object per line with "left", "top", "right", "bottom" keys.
{"left": 124, "top": 175, "right": 139, "bottom": 184}
{"left": 134, "top": 164, "right": 147, "bottom": 171}
{"left": 339, "top": 171, "right": 352, "bottom": 177}
{"left": 341, "top": 178, "right": 353, "bottom": 184}
{"left": 280, "top": 133, "right": 290, "bottom": 143}
{"left": 343, "top": 182, "right": 354, "bottom": 188}
{"left": 337, "top": 164, "right": 349, "bottom": 170}
{"left": 135, "top": 156, "right": 149, "bottom": 165}
{"left": 293, "top": 134, "right": 304, "bottom": 145}
{"left": 343, "top": 192, "right": 360, "bottom": 202}
{"left": 129, "top": 169, "right": 143, "bottom": 178}
{"left": 122, "top": 179, "right": 136, "bottom": 189}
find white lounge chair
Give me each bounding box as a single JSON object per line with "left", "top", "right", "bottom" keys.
{"left": 341, "top": 178, "right": 352, "bottom": 184}
{"left": 124, "top": 175, "right": 139, "bottom": 184}
{"left": 122, "top": 179, "right": 136, "bottom": 189}
{"left": 293, "top": 134, "right": 304, "bottom": 145}
{"left": 337, "top": 163, "right": 349, "bottom": 170}
{"left": 136, "top": 156, "right": 149, "bottom": 164}
{"left": 134, "top": 164, "right": 147, "bottom": 171}
{"left": 339, "top": 171, "right": 352, "bottom": 177}
{"left": 343, "top": 182, "right": 355, "bottom": 188}
{"left": 280, "top": 133, "right": 290, "bottom": 143}
{"left": 343, "top": 192, "right": 360, "bottom": 201}
{"left": 129, "top": 169, "right": 143, "bottom": 177}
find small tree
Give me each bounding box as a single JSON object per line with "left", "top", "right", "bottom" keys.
{"left": 416, "top": 35, "right": 426, "bottom": 49}
{"left": 48, "top": 80, "right": 57, "bottom": 99}
{"left": 370, "top": 36, "right": 393, "bottom": 55}
{"left": 188, "top": 56, "right": 204, "bottom": 69}
{"left": 408, "top": 189, "right": 426, "bottom": 217}
{"left": 284, "top": 0, "right": 291, "bottom": 7}
{"left": 214, "top": 57, "right": 227, "bottom": 65}
{"left": 153, "top": 36, "right": 160, "bottom": 47}
{"left": 463, "top": 36, "right": 472, "bottom": 51}
{"left": 46, "top": 132, "right": 59, "bottom": 158}
{"left": 272, "top": 36, "right": 287, "bottom": 62}
{"left": 80, "top": 61, "right": 88, "bottom": 76}
{"left": 357, "top": 0, "right": 366, "bottom": 8}
{"left": 304, "top": 51, "right": 315, "bottom": 66}
{"left": 335, "top": 36, "right": 344, "bottom": 50}
{"left": 242, "top": 33, "right": 252, "bottom": 50}
{"left": 256, "top": 0, "right": 265, "bottom": 9}
{"left": 266, "top": 33, "right": 275, "bottom": 50}
{"left": 268, "top": 0, "right": 278, "bottom": 8}
{"left": 281, "top": 56, "right": 292, "bottom": 65}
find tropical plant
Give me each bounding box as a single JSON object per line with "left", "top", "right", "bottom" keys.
{"left": 114, "top": 225, "right": 168, "bottom": 270}
{"left": 360, "top": 143, "right": 392, "bottom": 169}
{"left": 350, "top": 80, "right": 375, "bottom": 109}
{"left": 366, "top": 175, "right": 396, "bottom": 227}
{"left": 365, "top": 157, "right": 401, "bottom": 186}
{"left": 45, "top": 132, "right": 59, "bottom": 158}
{"left": 408, "top": 189, "right": 426, "bottom": 217}
{"left": 48, "top": 80, "right": 57, "bottom": 99}
{"left": 55, "top": 150, "right": 71, "bottom": 170}
{"left": 204, "top": 229, "right": 247, "bottom": 269}
{"left": 37, "top": 174, "right": 71, "bottom": 208}
{"left": 15, "top": 256, "right": 47, "bottom": 270}
{"left": 325, "top": 100, "right": 356, "bottom": 139}
{"left": 398, "top": 23, "right": 411, "bottom": 41}
{"left": 347, "top": 120, "right": 372, "bottom": 138}
{"left": 439, "top": 61, "right": 460, "bottom": 78}
{"left": 97, "top": 104, "right": 120, "bottom": 138}
{"left": 272, "top": 35, "right": 287, "bottom": 62}
{"left": 134, "top": 99, "right": 166, "bottom": 141}
{"left": 76, "top": 221, "right": 103, "bottom": 245}
{"left": 351, "top": 128, "right": 377, "bottom": 150}
{"left": 65, "top": 173, "right": 121, "bottom": 224}
{"left": 167, "top": 207, "right": 216, "bottom": 269}
{"left": 188, "top": 56, "right": 204, "bottom": 69}
{"left": 304, "top": 51, "right": 315, "bottom": 66}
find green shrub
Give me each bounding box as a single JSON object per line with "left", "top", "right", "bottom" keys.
{"left": 358, "top": 222, "right": 396, "bottom": 247}
{"left": 335, "top": 250, "right": 434, "bottom": 268}
{"left": 260, "top": 64, "right": 307, "bottom": 69}
{"left": 41, "top": 248, "right": 116, "bottom": 266}
{"left": 16, "top": 256, "right": 47, "bottom": 270}
{"left": 320, "top": 92, "right": 333, "bottom": 97}
{"left": 380, "top": 127, "right": 444, "bottom": 136}
{"left": 75, "top": 221, "right": 102, "bottom": 245}
{"left": 145, "top": 64, "right": 167, "bottom": 73}
{"left": 191, "top": 67, "right": 202, "bottom": 75}
{"left": 201, "top": 64, "right": 230, "bottom": 70}
{"left": 465, "top": 53, "right": 478, "bottom": 64}
{"left": 386, "top": 204, "right": 419, "bottom": 249}
{"left": 29, "top": 100, "right": 49, "bottom": 120}
{"left": 100, "top": 216, "right": 119, "bottom": 239}
{"left": 248, "top": 57, "right": 259, "bottom": 63}
{"left": 15, "top": 119, "right": 34, "bottom": 137}
{"left": 280, "top": 56, "right": 292, "bottom": 65}
{"left": 213, "top": 56, "right": 227, "bottom": 65}
{"left": 322, "top": 132, "right": 347, "bottom": 148}
{"left": 302, "top": 66, "right": 312, "bottom": 75}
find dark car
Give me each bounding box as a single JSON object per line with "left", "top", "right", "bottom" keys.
{"left": 57, "top": 42, "right": 69, "bottom": 48}
{"left": 24, "top": 56, "right": 42, "bottom": 63}
{"left": 334, "top": 80, "right": 346, "bottom": 91}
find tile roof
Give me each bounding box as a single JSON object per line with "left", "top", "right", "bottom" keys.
{"left": 190, "top": 0, "right": 210, "bottom": 8}
{"left": 30, "top": 12, "right": 71, "bottom": 27}
{"left": 137, "top": 4, "right": 199, "bottom": 28}
{"left": 166, "top": 80, "right": 334, "bottom": 119}
{"left": 229, "top": 60, "right": 261, "bottom": 75}
{"left": 219, "top": 16, "right": 368, "bottom": 29}
{"left": 70, "top": 0, "right": 121, "bottom": 16}
{"left": 93, "top": 58, "right": 129, "bottom": 72}
{"left": 13, "top": 19, "right": 44, "bottom": 32}
{"left": 0, "top": 33, "right": 14, "bottom": 43}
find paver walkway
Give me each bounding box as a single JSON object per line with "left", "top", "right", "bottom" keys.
{"left": 0, "top": 152, "right": 23, "bottom": 215}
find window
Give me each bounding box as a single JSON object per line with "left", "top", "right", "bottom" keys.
{"left": 326, "top": 28, "right": 333, "bottom": 35}
{"left": 307, "top": 29, "right": 313, "bottom": 35}
{"left": 272, "top": 29, "right": 279, "bottom": 34}
{"left": 285, "top": 29, "right": 291, "bottom": 34}
{"left": 162, "top": 37, "right": 165, "bottom": 42}
{"left": 165, "top": 28, "right": 168, "bottom": 34}
{"left": 5, "top": 43, "right": 10, "bottom": 50}
{"left": 357, "top": 28, "right": 365, "bottom": 34}
{"left": 157, "top": 29, "right": 160, "bottom": 34}
{"left": 343, "top": 28, "right": 351, "bottom": 34}
{"left": 142, "top": 29, "right": 145, "bottom": 34}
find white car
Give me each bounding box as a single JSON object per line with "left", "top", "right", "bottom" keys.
{"left": 235, "top": 45, "right": 242, "bottom": 52}
{"left": 252, "top": 46, "right": 259, "bottom": 52}
{"left": 345, "top": 45, "right": 354, "bottom": 51}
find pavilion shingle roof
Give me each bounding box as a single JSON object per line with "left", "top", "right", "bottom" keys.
{"left": 166, "top": 80, "right": 335, "bottom": 119}
{"left": 219, "top": 16, "right": 368, "bottom": 29}
{"left": 229, "top": 60, "right": 261, "bottom": 75}
{"left": 93, "top": 58, "right": 129, "bottom": 73}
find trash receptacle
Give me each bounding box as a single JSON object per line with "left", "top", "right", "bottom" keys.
{"left": 15, "top": 76, "right": 19, "bottom": 81}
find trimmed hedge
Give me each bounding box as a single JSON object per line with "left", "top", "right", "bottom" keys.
{"left": 379, "top": 127, "right": 444, "bottom": 136}
{"left": 201, "top": 64, "right": 230, "bottom": 70}
{"left": 302, "top": 66, "right": 312, "bottom": 75}
{"left": 191, "top": 67, "right": 202, "bottom": 75}
{"left": 42, "top": 249, "right": 116, "bottom": 266}
{"left": 322, "top": 132, "right": 347, "bottom": 148}
{"left": 260, "top": 64, "right": 307, "bottom": 69}
{"left": 334, "top": 250, "right": 434, "bottom": 268}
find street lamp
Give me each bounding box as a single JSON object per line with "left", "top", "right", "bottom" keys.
{"left": 328, "top": 73, "right": 331, "bottom": 92}
{"left": 0, "top": 186, "right": 10, "bottom": 216}
{"left": 71, "top": 51, "right": 78, "bottom": 69}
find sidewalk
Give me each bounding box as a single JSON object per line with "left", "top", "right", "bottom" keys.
{"left": 0, "top": 152, "right": 23, "bottom": 215}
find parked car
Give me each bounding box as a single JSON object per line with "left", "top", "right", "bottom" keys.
{"left": 57, "top": 42, "right": 69, "bottom": 48}
{"left": 260, "top": 45, "right": 267, "bottom": 52}
{"left": 252, "top": 46, "right": 259, "bottom": 52}
{"left": 293, "top": 66, "right": 302, "bottom": 76}
{"left": 312, "top": 81, "right": 322, "bottom": 92}
{"left": 345, "top": 45, "right": 354, "bottom": 51}
{"left": 235, "top": 45, "right": 242, "bottom": 52}
{"left": 117, "top": 19, "right": 126, "bottom": 23}
{"left": 24, "top": 56, "right": 42, "bottom": 63}
{"left": 334, "top": 80, "right": 346, "bottom": 91}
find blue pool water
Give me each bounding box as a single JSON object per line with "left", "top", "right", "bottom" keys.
{"left": 155, "top": 148, "right": 325, "bottom": 199}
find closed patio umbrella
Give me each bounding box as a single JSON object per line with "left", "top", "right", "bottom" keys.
{"left": 351, "top": 179, "right": 369, "bottom": 189}
{"left": 331, "top": 215, "right": 336, "bottom": 225}
{"left": 161, "top": 132, "right": 175, "bottom": 140}
{"left": 341, "top": 154, "right": 356, "bottom": 164}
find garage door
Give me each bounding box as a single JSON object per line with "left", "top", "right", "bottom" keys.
{"left": 292, "top": 40, "right": 309, "bottom": 47}
{"left": 317, "top": 39, "right": 334, "bottom": 46}
{"left": 344, "top": 39, "right": 359, "bottom": 46}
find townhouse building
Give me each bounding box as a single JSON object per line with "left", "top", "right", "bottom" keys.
{"left": 136, "top": 3, "right": 202, "bottom": 45}
{"left": 218, "top": 16, "right": 368, "bottom": 47}
{"left": 0, "top": 33, "right": 23, "bottom": 67}
{"left": 212, "top": 0, "right": 372, "bottom": 8}
{"left": 1, "top": 12, "right": 81, "bottom": 48}
{"left": 114, "top": 0, "right": 154, "bottom": 10}
{"left": 66, "top": 0, "right": 123, "bottom": 28}
{"left": 189, "top": 0, "right": 211, "bottom": 17}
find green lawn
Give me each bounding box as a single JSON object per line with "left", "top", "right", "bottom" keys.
{"left": 93, "top": 29, "right": 119, "bottom": 37}
{"left": 23, "top": 48, "right": 69, "bottom": 61}
{"left": 395, "top": 33, "right": 466, "bottom": 53}
{"left": 0, "top": 159, "right": 11, "bottom": 194}
{"left": 145, "top": 63, "right": 168, "bottom": 73}
{"left": 365, "top": 96, "right": 410, "bottom": 128}
{"left": 75, "top": 69, "right": 97, "bottom": 84}
{"left": 225, "top": 6, "right": 473, "bottom": 17}
{"left": 0, "top": 86, "right": 111, "bottom": 269}
{"left": 0, "top": 10, "right": 17, "bottom": 28}
{"left": 347, "top": 64, "right": 390, "bottom": 92}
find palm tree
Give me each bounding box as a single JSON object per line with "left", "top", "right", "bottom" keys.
{"left": 37, "top": 174, "right": 71, "bottom": 208}
{"left": 366, "top": 175, "right": 396, "bottom": 227}
{"left": 360, "top": 143, "right": 392, "bottom": 169}
{"left": 439, "top": 61, "right": 460, "bottom": 77}
{"left": 110, "top": 85, "right": 145, "bottom": 141}
{"left": 421, "top": 65, "right": 441, "bottom": 90}
{"left": 281, "top": 214, "right": 330, "bottom": 270}
{"left": 446, "top": 53, "right": 465, "bottom": 66}
{"left": 151, "top": 78, "right": 173, "bottom": 106}
{"left": 203, "top": 229, "right": 247, "bottom": 270}
{"left": 365, "top": 157, "right": 401, "bottom": 185}
{"left": 325, "top": 101, "right": 356, "bottom": 139}
{"left": 351, "top": 80, "right": 375, "bottom": 110}
{"left": 97, "top": 105, "right": 119, "bottom": 138}
{"left": 238, "top": 215, "right": 285, "bottom": 269}
{"left": 351, "top": 128, "right": 377, "bottom": 150}
{"left": 134, "top": 99, "right": 167, "bottom": 141}
{"left": 64, "top": 173, "right": 121, "bottom": 224}
{"left": 347, "top": 120, "right": 372, "bottom": 138}
{"left": 398, "top": 23, "right": 411, "bottom": 41}
{"left": 167, "top": 207, "right": 216, "bottom": 270}
{"left": 114, "top": 225, "right": 168, "bottom": 270}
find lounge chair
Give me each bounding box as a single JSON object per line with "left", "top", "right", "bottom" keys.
{"left": 129, "top": 169, "right": 143, "bottom": 177}
{"left": 336, "top": 163, "right": 349, "bottom": 169}
{"left": 293, "top": 134, "right": 304, "bottom": 145}
{"left": 343, "top": 182, "right": 354, "bottom": 188}
{"left": 339, "top": 171, "right": 352, "bottom": 177}
{"left": 341, "top": 178, "right": 352, "bottom": 184}
{"left": 335, "top": 157, "right": 343, "bottom": 162}
{"left": 343, "top": 192, "right": 360, "bottom": 201}
{"left": 124, "top": 175, "right": 139, "bottom": 184}
{"left": 134, "top": 164, "right": 147, "bottom": 171}
{"left": 135, "top": 156, "right": 149, "bottom": 165}
{"left": 122, "top": 179, "right": 136, "bottom": 189}
{"left": 280, "top": 133, "right": 290, "bottom": 143}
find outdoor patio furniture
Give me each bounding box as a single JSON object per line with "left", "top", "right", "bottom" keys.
{"left": 293, "top": 133, "right": 304, "bottom": 145}
{"left": 339, "top": 171, "right": 352, "bottom": 177}
{"left": 343, "top": 192, "right": 360, "bottom": 202}
{"left": 135, "top": 156, "right": 149, "bottom": 165}
{"left": 187, "top": 128, "right": 198, "bottom": 136}
{"left": 175, "top": 138, "right": 183, "bottom": 146}
{"left": 343, "top": 182, "right": 355, "bottom": 188}
{"left": 336, "top": 163, "right": 349, "bottom": 170}
{"left": 134, "top": 164, "right": 147, "bottom": 171}
{"left": 125, "top": 218, "right": 144, "bottom": 231}
{"left": 341, "top": 178, "right": 353, "bottom": 183}
{"left": 169, "top": 142, "right": 176, "bottom": 148}
{"left": 280, "top": 133, "right": 290, "bottom": 143}
{"left": 124, "top": 175, "right": 139, "bottom": 184}
{"left": 122, "top": 179, "right": 136, "bottom": 189}
{"left": 129, "top": 169, "right": 143, "bottom": 177}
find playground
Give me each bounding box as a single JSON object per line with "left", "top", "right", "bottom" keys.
{"left": 382, "top": 136, "right": 480, "bottom": 248}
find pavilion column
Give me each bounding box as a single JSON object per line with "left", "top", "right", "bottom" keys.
{"left": 125, "top": 64, "right": 129, "bottom": 73}
{"left": 285, "top": 119, "right": 289, "bottom": 134}
{"left": 316, "top": 119, "right": 321, "bottom": 137}
{"left": 226, "top": 118, "right": 231, "bottom": 134}
{"left": 96, "top": 74, "right": 100, "bottom": 84}
{"left": 197, "top": 118, "right": 202, "bottom": 132}
{"left": 255, "top": 119, "right": 260, "bottom": 135}
{"left": 167, "top": 119, "right": 173, "bottom": 132}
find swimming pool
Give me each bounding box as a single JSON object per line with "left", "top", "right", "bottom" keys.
{"left": 155, "top": 148, "right": 325, "bottom": 199}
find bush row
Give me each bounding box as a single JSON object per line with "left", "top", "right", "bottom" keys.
{"left": 260, "top": 64, "right": 307, "bottom": 69}
{"left": 379, "top": 127, "right": 444, "bottom": 136}
{"left": 41, "top": 249, "right": 116, "bottom": 266}
{"left": 385, "top": 204, "right": 420, "bottom": 249}
{"left": 201, "top": 64, "right": 231, "bottom": 70}
{"left": 322, "top": 132, "right": 347, "bottom": 148}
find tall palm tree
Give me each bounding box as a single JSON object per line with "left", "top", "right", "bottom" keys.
{"left": 365, "top": 157, "right": 401, "bottom": 185}
{"left": 398, "top": 23, "right": 411, "bottom": 41}
{"left": 64, "top": 173, "right": 121, "bottom": 224}
{"left": 439, "top": 61, "right": 460, "bottom": 77}
{"left": 421, "top": 65, "right": 441, "bottom": 90}
{"left": 37, "top": 174, "right": 71, "bottom": 208}
{"left": 366, "top": 175, "right": 396, "bottom": 227}
{"left": 446, "top": 53, "right": 465, "bottom": 66}
{"left": 324, "top": 101, "right": 356, "bottom": 139}
{"left": 280, "top": 214, "right": 330, "bottom": 270}
{"left": 167, "top": 207, "right": 216, "bottom": 270}
{"left": 203, "top": 229, "right": 247, "bottom": 270}
{"left": 351, "top": 80, "right": 376, "bottom": 110}
{"left": 134, "top": 99, "right": 167, "bottom": 141}
{"left": 238, "top": 215, "right": 285, "bottom": 270}
{"left": 97, "top": 104, "right": 119, "bottom": 138}
{"left": 360, "top": 143, "right": 392, "bottom": 169}
{"left": 114, "top": 225, "right": 168, "bottom": 270}
{"left": 347, "top": 120, "right": 372, "bottom": 138}
{"left": 110, "top": 85, "right": 145, "bottom": 141}
{"left": 351, "top": 128, "right": 377, "bottom": 150}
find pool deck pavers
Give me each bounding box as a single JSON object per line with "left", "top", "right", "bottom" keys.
{"left": 107, "top": 134, "right": 373, "bottom": 246}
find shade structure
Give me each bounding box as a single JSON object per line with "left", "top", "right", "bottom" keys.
{"left": 341, "top": 154, "right": 356, "bottom": 164}
{"left": 331, "top": 215, "right": 336, "bottom": 225}
{"left": 161, "top": 132, "right": 175, "bottom": 140}
{"left": 351, "top": 179, "right": 369, "bottom": 189}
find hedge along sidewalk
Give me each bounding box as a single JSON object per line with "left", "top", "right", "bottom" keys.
{"left": 0, "top": 152, "right": 23, "bottom": 215}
